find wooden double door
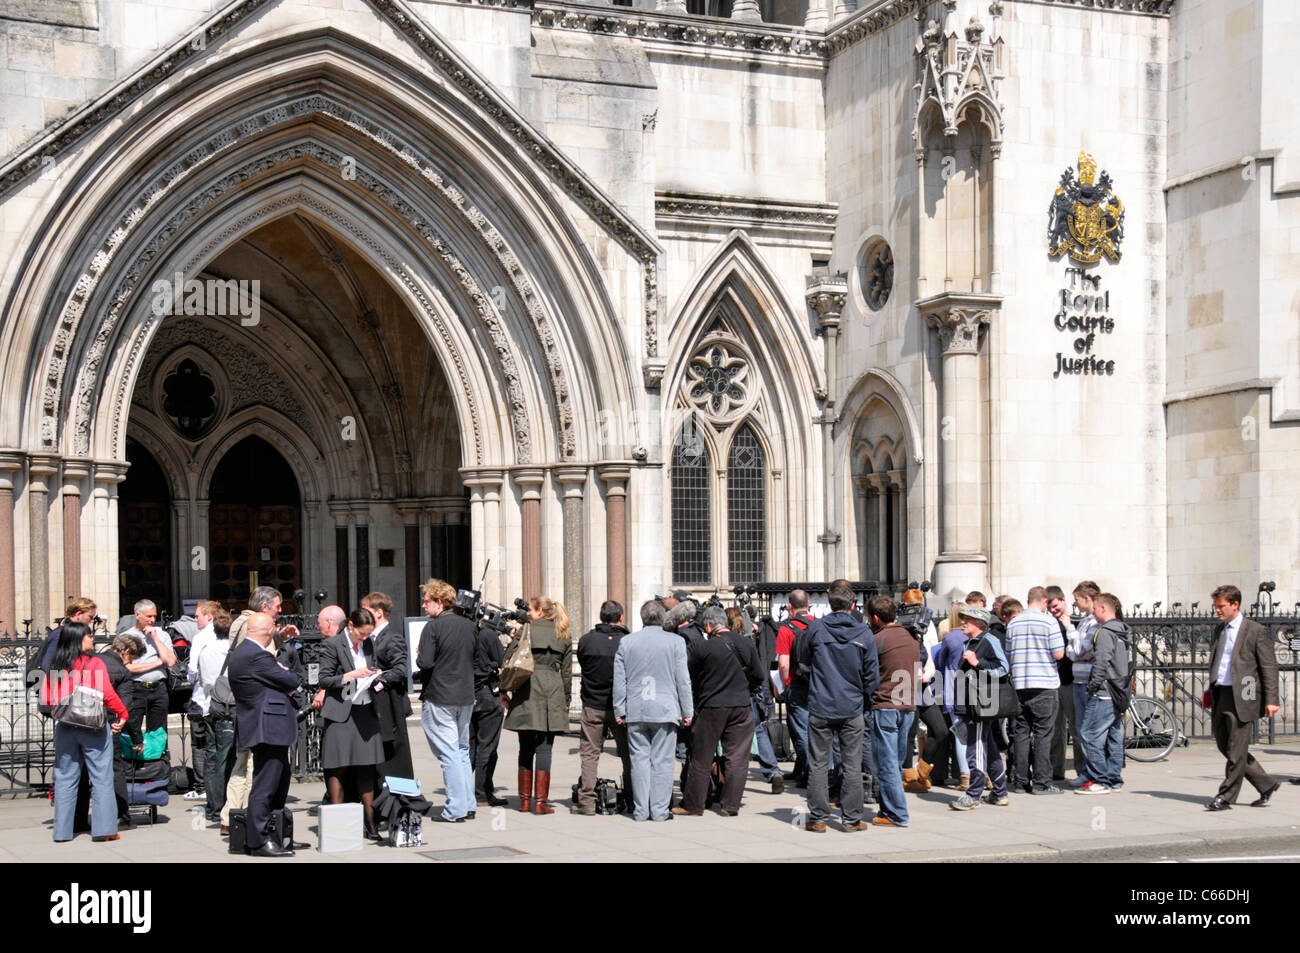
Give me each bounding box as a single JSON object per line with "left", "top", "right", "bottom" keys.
{"left": 209, "top": 503, "right": 301, "bottom": 614}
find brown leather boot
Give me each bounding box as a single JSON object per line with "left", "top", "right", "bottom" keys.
{"left": 910, "top": 758, "right": 934, "bottom": 792}
{"left": 902, "top": 766, "right": 921, "bottom": 793}
{"left": 532, "top": 771, "right": 555, "bottom": 815}
{"left": 518, "top": 769, "right": 533, "bottom": 813}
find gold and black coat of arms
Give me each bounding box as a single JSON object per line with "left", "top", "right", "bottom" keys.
{"left": 1048, "top": 151, "right": 1124, "bottom": 265}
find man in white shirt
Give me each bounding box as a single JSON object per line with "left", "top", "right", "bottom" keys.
{"left": 125, "top": 599, "right": 176, "bottom": 734}
{"left": 1206, "top": 584, "right": 1280, "bottom": 810}
{"left": 184, "top": 600, "right": 222, "bottom": 801}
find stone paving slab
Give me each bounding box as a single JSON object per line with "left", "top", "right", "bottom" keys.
{"left": 4, "top": 720, "right": 1300, "bottom": 863}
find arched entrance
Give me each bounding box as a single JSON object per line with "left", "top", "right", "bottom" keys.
{"left": 0, "top": 18, "right": 647, "bottom": 629}
{"left": 209, "top": 436, "right": 301, "bottom": 614}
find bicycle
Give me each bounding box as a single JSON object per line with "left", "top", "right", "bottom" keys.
{"left": 1122, "top": 694, "right": 1180, "bottom": 762}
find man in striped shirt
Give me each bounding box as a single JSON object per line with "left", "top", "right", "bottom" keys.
{"left": 1006, "top": 587, "right": 1066, "bottom": 794}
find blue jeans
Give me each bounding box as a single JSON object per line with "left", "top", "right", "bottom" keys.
{"left": 950, "top": 713, "right": 968, "bottom": 775}
{"left": 870, "top": 708, "right": 914, "bottom": 826}
{"left": 787, "top": 702, "right": 809, "bottom": 779}
{"left": 53, "top": 723, "right": 116, "bottom": 841}
{"left": 627, "top": 722, "right": 677, "bottom": 821}
{"left": 1079, "top": 694, "right": 1124, "bottom": 787}
{"left": 422, "top": 703, "right": 475, "bottom": 820}
{"left": 751, "top": 697, "right": 777, "bottom": 780}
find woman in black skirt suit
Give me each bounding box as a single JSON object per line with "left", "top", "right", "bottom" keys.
{"left": 318, "top": 608, "right": 385, "bottom": 838}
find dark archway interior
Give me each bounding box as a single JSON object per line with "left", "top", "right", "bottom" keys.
{"left": 119, "top": 438, "right": 172, "bottom": 614}
{"left": 209, "top": 436, "right": 302, "bottom": 613}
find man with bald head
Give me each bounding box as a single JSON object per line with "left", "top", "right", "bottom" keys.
{"left": 228, "top": 611, "right": 304, "bottom": 856}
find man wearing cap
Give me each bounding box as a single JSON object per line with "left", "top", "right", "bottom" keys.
{"left": 950, "top": 607, "right": 1011, "bottom": 811}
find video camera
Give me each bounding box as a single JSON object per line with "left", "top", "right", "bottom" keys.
{"left": 895, "top": 580, "right": 934, "bottom": 640}
{"left": 455, "top": 588, "right": 529, "bottom": 636}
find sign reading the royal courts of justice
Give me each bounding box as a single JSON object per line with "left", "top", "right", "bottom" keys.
{"left": 1047, "top": 151, "right": 1125, "bottom": 379}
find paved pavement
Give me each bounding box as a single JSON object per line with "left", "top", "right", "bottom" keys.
{"left": 5, "top": 720, "right": 1300, "bottom": 863}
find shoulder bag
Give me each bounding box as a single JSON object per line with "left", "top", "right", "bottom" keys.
{"left": 52, "top": 657, "right": 108, "bottom": 730}
{"left": 499, "top": 625, "right": 535, "bottom": 694}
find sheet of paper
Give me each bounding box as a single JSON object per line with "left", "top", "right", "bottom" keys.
{"left": 351, "top": 671, "right": 380, "bottom": 700}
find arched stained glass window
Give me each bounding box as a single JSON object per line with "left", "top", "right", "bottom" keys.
{"left": 671, "top": 423, "right": 711, "bottom": 585}
{"left": 727, "top": 424, "right": 766, "bottom": 583}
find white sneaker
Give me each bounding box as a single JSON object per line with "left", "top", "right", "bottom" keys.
{"left": 1074, "top": 782, "right": 1110, "bottom": 795}
{"left": 184, "top": 790, "right": 206, "bottom": 801}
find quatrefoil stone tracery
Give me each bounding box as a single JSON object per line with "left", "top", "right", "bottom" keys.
{"left": 686, "top": 344, "right": 749, "bottom": 417}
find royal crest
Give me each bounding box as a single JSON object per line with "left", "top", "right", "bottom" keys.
{"left": 1048, "top": 151, "right": 1124, "bottom": 265}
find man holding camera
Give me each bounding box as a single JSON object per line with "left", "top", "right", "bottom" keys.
{"left": 776, "top": 590, "right": 816, "bottom": 787}
{"left": 124, "top": 599, "right": 176, "bottom": 734}
{"left": 574, "top": 600, "right": 632, "bottom": 815}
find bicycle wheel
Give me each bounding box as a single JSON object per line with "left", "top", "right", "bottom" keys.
{"left": 1123, "top": 696, "right": 1178, "bottom": 762}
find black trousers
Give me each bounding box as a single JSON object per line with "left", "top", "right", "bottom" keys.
{"left": 681, "top": 705, "right": 754, "bottom": 814}
{"left": 133, "top": 681, "right": 169, "bottom": 733}
{"left": 1212, "top": 686, "right": 1276, "bottom": 803}
{"left": 1012, "top": 688, "right": 1058, "bottom": 791}
{"left": 248, "top": 743, "right": 290, "bottom": 850}
{"left": 1050, "top": 683, "right": 1083, "bottom": 779}
{"left": 917, "top": 704, "right": 949, "bottom": 781}
{"left": 188, "top": 712, "right": 208, "bottom": 789}
{"left": 470, "top": 703, "right": 505, "bottom": 798}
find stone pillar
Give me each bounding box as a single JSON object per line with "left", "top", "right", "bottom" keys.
{"left": 514, "top": 468, "right": 545, "bottom": 599}
{"left": 61, "top": 462, "right": 88, "bottom": 604}
{"left": 462, "top": 469, "right": 505, "bottom": 600}
{"left": 832, "top": 0, "right": 856, "bottom": 21}
{"left": 850, "top": 475, "right": 868, "bottom": 582}
{"left": 194, "top": 498, "right": 211, "bottom": 606}
{"left": 730, "top": 0, "right": 763, "bottom": 22}
{"left": 28, "top": 455, "right": 60, "bottom": 632}
{"left": 170, "top": 500, "right": 188, "bottom": 610}
{"left": 554, "top": 466, "right": 587, "bottom": 636}
{"left": 803, "top": 0, "right": 828, "bottom": 30}
{"left": 598, "top": 464, "right": 630, "bottom": 616}
{"left": 889, "top": 470, "right": 906, "bottom": 584}
{"left": 396, "top": 501, "right": 422, "bottom": 617}
{"left": 657, "top": 0, "right": 687, "bottom": 13}
{"left": 92, "top": 462, "right": 128, "bottom": 624}
{"left": 0, "top": 453, "right": 22, "bottom": 635}
{"left": 921, "top": 294, "right": 996, "bottom": 596}
{"left": 807, "top": 274, "right": 848, "bottom": 578}
{"left": 869, "top": 473, "right": 889, "bottom": 586}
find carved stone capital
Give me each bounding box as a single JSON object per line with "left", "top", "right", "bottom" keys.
{"left": 917, "top": 292, "right": 1001, "bottom": 356}
{"left": 806, "top": 273, "right": 849, "bottom": 331}
{"left": 597, "top": 463, "right": 632, "bottom": 497}
{"left": 553, "top": 465, "right": 588, "bottom": 499}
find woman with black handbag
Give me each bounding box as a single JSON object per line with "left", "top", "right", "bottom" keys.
{"left": 41, "top": 623, "right": 133, "bottom": 842}
{"left": 948, "top": 607, "right": 1014, "bottom": 812}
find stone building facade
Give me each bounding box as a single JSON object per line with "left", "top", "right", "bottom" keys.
{"left": 0, "top": 0, "right": 1294, "bottom": 631}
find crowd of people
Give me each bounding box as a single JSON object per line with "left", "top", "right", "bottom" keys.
{"left": 35, "top": 576, "right": 1280, "bottom": 850}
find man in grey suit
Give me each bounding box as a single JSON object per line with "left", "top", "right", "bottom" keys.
{"left": 1206, "top": 584, "right": 1280, "bottom": 810}
{"left": 614, "top": 600, "right": 694, "bottom": 822}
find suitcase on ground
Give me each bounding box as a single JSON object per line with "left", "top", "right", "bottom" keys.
{"left": 127, "top": 778, "right": 169, "bottom": 806}
{"left": 229, "top": 808, "right": 294, "bottom": 854}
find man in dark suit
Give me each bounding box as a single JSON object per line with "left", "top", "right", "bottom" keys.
{"left": 362, "top": 592, "right": 414, "bottom": 780}
{"left": 228, "top": 612, "right": 305, "bottom": 856}
{"left": 1206, "top": 584, "right": 1280, "bottom": 811}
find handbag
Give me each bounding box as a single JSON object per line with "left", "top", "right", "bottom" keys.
{"left": 121, "top": 726, "right": 169, "bottom": 761}
{"left": 499, "top": 625, "right": 535, "bottom": 694}
{"left": 51, "top": 657, "right": 108, "bottom": 730}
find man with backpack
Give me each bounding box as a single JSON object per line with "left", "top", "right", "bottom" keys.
{"left": 673, "top": 604, "right": 763, "bottom": 816}
{"left": 123, "top": 599, "right": 176, "bottom": 734}
{"left": 1076, "top": 593, "right": 1131, "bottom": 795}
{"left": 775, "top": 590, "right": 815, "bottom": 787}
